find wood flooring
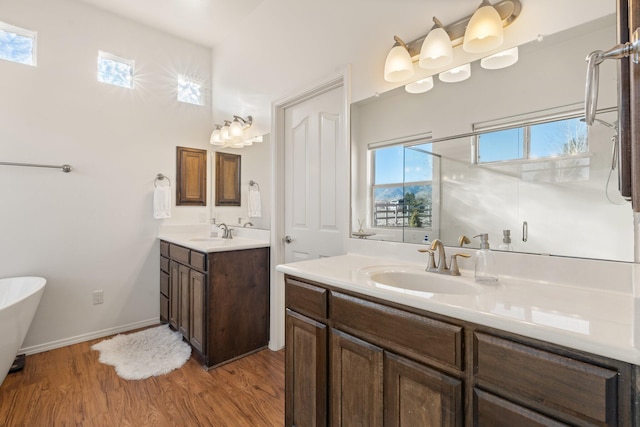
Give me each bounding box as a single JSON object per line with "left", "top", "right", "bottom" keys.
{"left": 0, "top": 335, "right": 285, "bottom": 427}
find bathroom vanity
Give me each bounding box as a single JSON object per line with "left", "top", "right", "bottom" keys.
{"left": 159, "top": 234, "right": 269, "bottom": 368}
{"left": 278, "top": 254, "right": 640, "bottom": 427}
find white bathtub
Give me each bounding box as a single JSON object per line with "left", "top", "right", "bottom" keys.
{"left": 0, "top": 276, "right": 46, "bottom": 386}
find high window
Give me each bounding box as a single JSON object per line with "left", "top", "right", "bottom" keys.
{"left": 177, "top": 75, "right": 204, "bottom": 105}
{"left": 97, "top": 51, "right": 134, "bottom": 89}
{"left": 0, "top": 21, "right": 36, "bottom": 66}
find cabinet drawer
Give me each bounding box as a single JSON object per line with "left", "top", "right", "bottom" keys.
{"left": 474, "top": 389, "right": 569, "bottom": 427}
{"left": 190, "top": 250, "right": 207, "bottom": 272}
{"left": 160, "top": 256, "right": 170, "bottom": 273}
{"left": 331, "top": 292, "right": 463, "bottom": 370}
{"left": 474, "top": 333, "right": 618, "bottom": 426}
{"left": 169, "top": 244, "right": 190, "bottom": 265}
{"left": 160, "top": 271, "right": 169, "bottom": 297}
{"left": 285, "top": 277, "right": 328, "bottom": 320}
{"left": 160, "top": 240, "right": 170, "bottom": 257}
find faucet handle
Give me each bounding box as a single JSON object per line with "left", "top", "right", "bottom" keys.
{"left": 418, "top": 248, "right": 437, "bottom": 271}
{"left": 449, "top": 253, "right": 471, "bottom": 276}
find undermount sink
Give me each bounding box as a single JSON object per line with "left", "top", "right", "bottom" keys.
{"left": 359, "top": 266, "right": 483, "bottom": 295}
{"left": 190, "top": 237, "right": 224, "bottom": 242}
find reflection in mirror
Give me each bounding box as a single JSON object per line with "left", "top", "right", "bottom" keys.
{"left": 351, "top": 14, "right": 634, "bottom": 262}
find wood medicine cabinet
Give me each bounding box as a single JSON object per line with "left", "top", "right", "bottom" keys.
{"left": 176, "top": 146, "right": 207, "bottom": 206}
{"left": 215, "top": 152, "right": 241, "bottom": 206}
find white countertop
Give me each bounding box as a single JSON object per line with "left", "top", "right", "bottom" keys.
{"left": 159, "top": 232, "right": 270, "bottom": 253}
{"left": 276, "top": 253, "right": 639, "bottom": 365}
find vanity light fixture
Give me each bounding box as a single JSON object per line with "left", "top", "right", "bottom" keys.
{"left": 210, "top": 115, "right": 255, "bottom": 148}
{"left": 463, "top": 0, "right": 504, "bottom": 53}
{"left": 480, "top": 46, "right": 518, "bottom": 69}
{"left": 439, "top": 63, "right": 471, "bottom": 83}
{"left": 419, "top": 18, "right": 453, "bottom": 69}
{"left": 382, "top": 0, "right": 521, "bottom": 83}
{"left": 405, "top": 76, "right": 434, "bottom": 94}
{"left": 384, "top": 35, "right": 414, "bottom": 82}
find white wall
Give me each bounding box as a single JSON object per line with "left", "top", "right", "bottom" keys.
{"left": 351, "top": 15, "right": 634, "bottom": 262}
{"left": 0, "top": 0, "right": 213, "bottom": 351}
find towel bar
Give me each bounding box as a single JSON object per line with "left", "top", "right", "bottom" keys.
{"left": 0, "top": 161, "right": 72, "bottom": 173}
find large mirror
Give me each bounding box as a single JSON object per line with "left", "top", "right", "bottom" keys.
{"left": 351, "top": 13, "right": 634, "bottom": 262}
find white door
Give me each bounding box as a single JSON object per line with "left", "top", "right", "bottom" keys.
{"left": 283, "top": 85, "right": 346, "bottom": 262}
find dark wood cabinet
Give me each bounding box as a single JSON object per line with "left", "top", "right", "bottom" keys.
{"left": 285, "top": 309, "right": 328, "bottom": 427}
{"left": 385, "top": 352, "right": 462, "bottom": 427}
{"left": 330, "top": 328, "right": 384, "bottom": 427}
{"left": 189, "top": 269, "right": 206, "bottom": 354}
{"left": 176, "top": 146, "right": 207, "bottom": 206}
{"left": 160, "top": 241, "right": 269, "bottom": 368}
{"left": 284, "top": 274, "right": 638, "bottom": 427}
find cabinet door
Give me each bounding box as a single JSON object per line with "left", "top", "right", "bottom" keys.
{"left": 178, "top": 264, "right": 190, "bottom": 338}
{"left": 285, "top": 309, "right": 327, "bottom": 427}
{"left": 330, "top": 328, "right": 383, "bottom": 427}
{"left": 189, "top": 270, "right": 206, "bottom": 354}
{"left": 385, "top": 352, "right": 463, "bottom": 427}
{"left": 474, "top": 389, "right": 569, "bottom": 427}
{"left": 169, "top": 261, "right": 180, "bottom": 330}
{"left": 176, "top": 146, "right": 206, "bottom": 206}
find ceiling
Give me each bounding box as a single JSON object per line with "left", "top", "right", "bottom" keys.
{"left": 73, "top": 0, "right": 616, "bottom": 136}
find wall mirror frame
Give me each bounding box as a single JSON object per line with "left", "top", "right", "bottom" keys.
{"left": 215, "top": 152, "right": 241, "bottom": 206}
{"left": 350, "top": 9, "right": 637, "bottom": 263}
{"left": 176, "top": 146, "right": 207, "bottom": 206}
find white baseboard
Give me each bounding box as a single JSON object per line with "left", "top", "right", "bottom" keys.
{"left": 18, "top": 318, "right": 161, "bottom": 356}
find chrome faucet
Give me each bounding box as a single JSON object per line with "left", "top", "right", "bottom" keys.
{"left": 218, "top": 223, "right": 233, "bottom": 239}
{"left": 243, "top": 221, "right": 254, "bottom": 228}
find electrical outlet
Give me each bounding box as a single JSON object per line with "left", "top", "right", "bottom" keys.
{"left": 93, "top": 290, "right": 104, "bottom": 305}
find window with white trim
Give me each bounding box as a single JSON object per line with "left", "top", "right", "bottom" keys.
{"left": 97, "top": 51, "right": 134, "bottom": 89}
{"left": 0, "top": 21, "right": 36, "bottom": 66}
{"left": 476, "top": 116, "right": 587, "bottom": 164}
{"left": 177, "top": 75, "right": 204, "bottom": 105}
{"left": 372, "top": 143, "right": 434, "bottom": 228}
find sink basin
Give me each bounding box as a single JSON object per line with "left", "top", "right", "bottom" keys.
{"left": 369, "top": 271, "right": 481, "bottom": 295}
{"left": 358, "top": 266, "right": 483, "bottom": 295}
{"left": 190, "top": 237, "right": 224, "bottom": 243}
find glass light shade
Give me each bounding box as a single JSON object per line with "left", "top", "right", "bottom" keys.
{"left": 210, "top": 129, "right": 225, "bottom": 145}
{"left": 384, "top": 44, "right": 414, "bottom": 83}
{"left": 243, "top": 140, "right": 254, "bottom": 146}
{"left": 230, "top": 120, "right": 244, "bottom": 137}
{"left": 439, "top": 63, "right": 471, "bottom": 83}
{"left": 463, "top": 1, "right": 504, "bottom": 53}
{"left": 230, "top": 141, "right": 245, "bottom": 148}
{"left": 419, "top": 27, "right": 453, "bottom": 69}
{"left": 252, "top": 135, "right": 264, "bottom": 143}
{"left": 405, "top": 77, "right": 434, "bottom": 94}
{"left": 221, "top": 124, "right": 231, "bottom": 141}
{"left": 480, "top": 47, "right": 518, "bottom": 69}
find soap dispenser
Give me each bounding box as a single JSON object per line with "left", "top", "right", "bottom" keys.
{"left": 474, "top": 234, "right": 498, "bottom": 285}
{"left": 498, "top": 229, "right": 513, "bottom": 251}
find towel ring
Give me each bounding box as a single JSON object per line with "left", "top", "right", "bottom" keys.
{"left": 249, "top": 180, "right": 260, "bottom": 190}
{"left": 154, "top": 173, "right": 171, "bottom": 187}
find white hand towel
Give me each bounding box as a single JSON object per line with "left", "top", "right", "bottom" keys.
{"left": 153, "top": 186, "right": 172, "bottom": 219}
{"left": 248, "top": 188, "right": 262, "bottom": 218}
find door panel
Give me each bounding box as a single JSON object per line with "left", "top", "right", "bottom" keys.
{"left": 284, "top": 85, "right": 346, "bottom": 262}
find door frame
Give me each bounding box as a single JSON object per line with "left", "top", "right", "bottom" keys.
{"left": 269, "top": 69, "right": 351, "bottom": 350}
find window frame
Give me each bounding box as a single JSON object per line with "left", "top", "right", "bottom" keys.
{"left": 97, "top": 50, "right": 134, "bottom": 89}
{"left": 0, "top": 21, "right": 37, "bottom": 66}
{"left": 473, "top": 108, "right": 589, "bottom": 165}
{"left": 370, "top": 141, "right": 435, "bottom": 230}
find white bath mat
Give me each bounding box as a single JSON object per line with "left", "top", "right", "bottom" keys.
{"left": 91, "top": 325, "right": 191, "bottom": 380}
